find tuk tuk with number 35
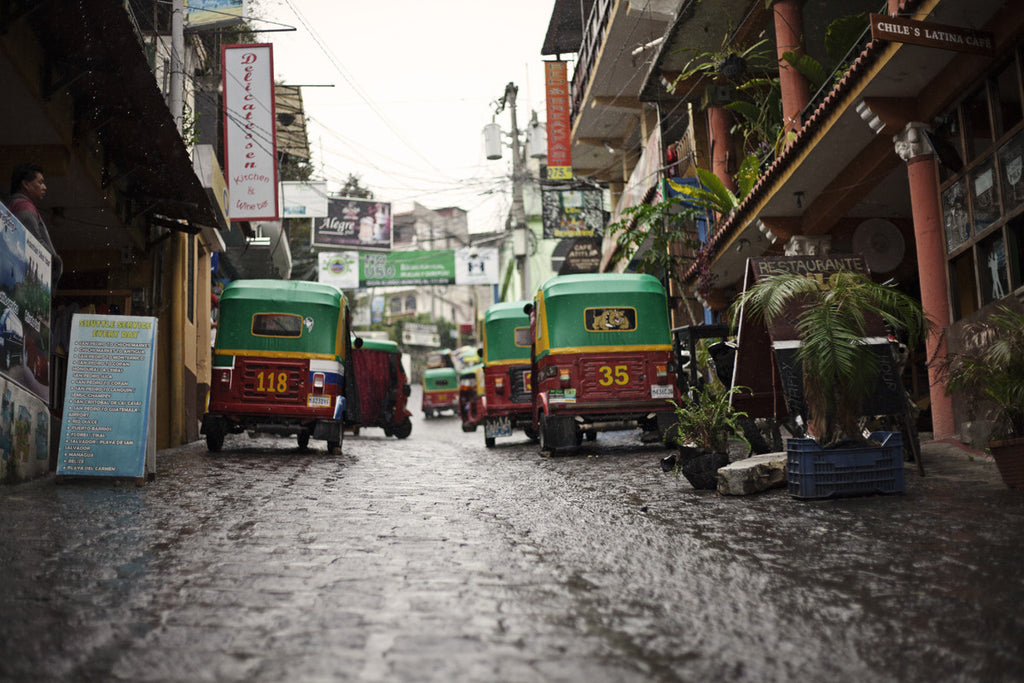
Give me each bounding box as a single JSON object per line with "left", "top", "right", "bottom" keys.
{"left": 526, "top": 273, "right": 681, "bottom": 454}
{"left": 202, "top": 280, "right": 355, "bottom": 454}
{"left": 472, "top": 302, "right": 534, "bottom": 446}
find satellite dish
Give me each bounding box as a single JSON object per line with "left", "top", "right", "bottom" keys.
{"left": 852, "top": 219, "right": 905, "bottom": 273}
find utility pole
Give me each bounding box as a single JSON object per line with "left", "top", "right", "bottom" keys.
{"left": 503, "top": 82, "right": 530, "bottom": 299}
{"left": 170, "top": 0, "right": 185, "bottom": 135}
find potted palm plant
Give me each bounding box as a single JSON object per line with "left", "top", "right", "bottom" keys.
{"left": 945, "top": 305, "right": 1024, "bottom": 488}
{"left": 731, "top": 270, "right": 930, "bottom": 498}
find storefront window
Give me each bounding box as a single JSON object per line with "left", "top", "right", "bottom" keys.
{"left": 405, "top": 295, "right": 416, "bottom": 311}
{"left": 1008, "top": 216, "right": 1024, "bottom": 290}
{"left": 992, "top": 53, "right": 1023, "bottom": 138}
{"left": 943, "top": 178, "right": 971, "bottom": 252}
{"left": 949, "top": 251, "right": 978, "bottom": 320}
{"left": 977, "top": 233, "right": 1009, "bottom": 304}
{"left": 969, "top": 158, "right": 1001, "bottom": 234}
{"left": 999, "top": 128, "right": 1024, "bottom": 206}
{"left": 964, "top": 85, "right": 994, "bottom": 161}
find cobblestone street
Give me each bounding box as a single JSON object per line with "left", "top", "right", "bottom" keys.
{"left": 2, "top": 396, "right": 1023, "bottom": 682}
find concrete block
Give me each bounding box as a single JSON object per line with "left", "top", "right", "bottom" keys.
{"left": 717, "top": 452, "right": 788, "bottom": 496}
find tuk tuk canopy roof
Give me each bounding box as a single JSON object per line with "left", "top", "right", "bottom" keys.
{"left": 358, "top": 338, "right": 400, "bottom": 354}
{"left": 535, "top": 273, "right": 672, "bottom": 353}
{"left": 215, "top": 279, "right": 348, "bottom": 359}
{"left": 483, "top": 301, "right": 531, "bottom": 363}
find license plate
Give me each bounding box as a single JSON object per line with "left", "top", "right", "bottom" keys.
{"left": 307, "top": 395, "right": 330, "bottom": 407}
{"left": 485, "top": 417, "right": 512, "bottom": 438}
{"left": 650, "top": 384, "right": 674, "bottom": 399}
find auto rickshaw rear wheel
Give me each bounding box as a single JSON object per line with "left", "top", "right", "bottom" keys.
{"left": 393, "top": 419, "right": 412, "bottom": 439}
{"left": 205, "top": 422, "right": 225, "bottom": 453}
{"left": 327, "top": 439, "right": 341, "bottom": 455}
{"left": 297, "top": 432, "right": 310, "bottom": 450}
{"left": 485, "top": 436, "right": 496, "bottom": 448}
{"left": 539, "top": 414, "right": 553, "bottom": 456}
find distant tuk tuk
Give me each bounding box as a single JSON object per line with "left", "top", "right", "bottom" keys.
{"left": 349, "top": 338, "right": 412, "bottom": 438}
{"left": 527, "top": 273, "right": 680, "bottom": 453}
{"left": 474, "top": 302, "right": 534, "bottom": 447}
{"left": 202, "top": 279, "right": 354, "bottom": 454}
{"left": 422, "top": 349, "right": 459, "bottom": 418}
{"left": 452, "top": 345, "right": 485, "bottom": 431}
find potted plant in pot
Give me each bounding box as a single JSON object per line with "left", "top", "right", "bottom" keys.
{"left": 945, "top": 305, "right": 1024, "bottom": 488}
{"left": 664, "top": 381, "right": 751, "bottom": 490}
{"left": 731, "top": 270, "right": 931, "bottom": 498}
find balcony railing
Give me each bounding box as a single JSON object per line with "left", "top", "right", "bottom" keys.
{"left": 570, "top": 0, "right": 614, "bottom": 120}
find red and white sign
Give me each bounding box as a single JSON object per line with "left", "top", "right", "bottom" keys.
{"left": 545, "top": 61, "right": 573, "bottom": 180}
{"left": 222, "top": 43, "right": 279, "bottom": 221}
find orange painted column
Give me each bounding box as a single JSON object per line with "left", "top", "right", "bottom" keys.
{"left": 708, "top": 104, "right": 737, "bottom": 194}
{"left": 895, "top": 123, "right": 955, "bottom": 438}
{"left": 772, "top": 0, "right": 811, "bottom": 134}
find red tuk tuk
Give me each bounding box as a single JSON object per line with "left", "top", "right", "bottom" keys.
{"left": 349, "top": 339, "right": 413, "bottom": 438}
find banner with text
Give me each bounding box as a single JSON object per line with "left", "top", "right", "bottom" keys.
{"left": 56, "top": 315, "right": 158, "bottom": 480}
{"left": 313, "top": 197, "right": 392, "bottom": 250}
{"left": 541, "top": 187, "right": 605, "bottom": 238}
{"left": 545, "top": 61, "right": 573, "bottom": 180}
{"left": 281, "top": 181, "right": 329, "bottom": 218}
{"left": 319, "top": 249, "right": 498, "bottom": 288}
{"left": 223, "top": 43, "right": 279, "bottom": 221}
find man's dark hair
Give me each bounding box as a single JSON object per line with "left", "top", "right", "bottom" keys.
{"left": 10, "top": 162, "right": 43, "bottom": 196}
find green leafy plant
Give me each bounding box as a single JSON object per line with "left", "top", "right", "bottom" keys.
{"left": 945, "top": 305, "right": 1024, "bottom": 441}
{"left": 668, "top": 382, "right": 751, "bottom": 454}
{"left": 607, "top": 194, "right": 701, "bottom": 282}
{"left": 731, "top": 271, "right": 930, "bottom": 448}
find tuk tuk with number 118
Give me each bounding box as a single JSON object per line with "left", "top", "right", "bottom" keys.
{"left": 202, "top": 280, "right": 355, "bottom": 454}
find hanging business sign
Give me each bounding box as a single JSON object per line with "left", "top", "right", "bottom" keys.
{"left": 223, "top": 43, "right": 279, "bottom": 221}
{"left": 454, "top": 247, "right": 500, "bottom": 285}
{"left": 312, "top": 197, "right": 392, "bottom": 250}
{"left": 281, "top": 181, "right": 329, "bottom": 218}
{"left": 541, "top": 187, "right": 605, "bottom": 238}
{"left": 186, "top": 0, "right": 246, "bottom": 29}
{"left": 544, "top": 61, "right": 573, "bottom": 180}
{"left": 56, "top": 315, "right": 158, "bottom": 480}
{"left": 552, "top": 238, "right": 603, "bottom": 275}
{"left": 869, "top": 13, "right": 994, "bottom": 55}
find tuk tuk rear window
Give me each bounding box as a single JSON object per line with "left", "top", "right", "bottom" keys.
{"left": 584, "top": 307, "right": 637, "bottom": 332}
{"left": 514, "top": 326, "right": 531, "bottom": 347}
{"left": 252, "top": 313, "right": 303, "bottom": 337}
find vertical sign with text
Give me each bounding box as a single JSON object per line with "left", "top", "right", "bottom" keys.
{"left": 56, "top": 315, "right": 158, "bottom": 479}
{"left": 223, "top": 43, "right": 279, "bottom": 221}
{"left": 545, "top": 61, "right": 573, "bottom": 180}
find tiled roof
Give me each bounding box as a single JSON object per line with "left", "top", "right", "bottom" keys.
{"left": 681, "top": 37, "right": 888, "bottom": 283}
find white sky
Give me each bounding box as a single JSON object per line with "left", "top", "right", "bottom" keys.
{"left": 255, "top": 0, "right": 558, "bottom": 233}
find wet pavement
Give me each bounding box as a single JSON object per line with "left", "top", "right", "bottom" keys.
{"left": 1, "top": 387, "right": 1023, "bottom": 682}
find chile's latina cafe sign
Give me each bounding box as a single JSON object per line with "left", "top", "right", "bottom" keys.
{"left": 869, "top": 13, "right": 994, "bottom": 55}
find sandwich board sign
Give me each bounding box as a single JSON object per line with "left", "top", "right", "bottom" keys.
{"left": 56, "top": 314, "right": 158, "bottom": 482}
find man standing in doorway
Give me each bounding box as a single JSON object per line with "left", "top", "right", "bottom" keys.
{"left": 7, "top": 162, "right": 62, "bottom": 285}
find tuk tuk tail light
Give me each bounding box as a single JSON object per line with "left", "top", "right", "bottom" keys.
{"left": 217, "top": 369, "right": 231, "bottom": 385}
{"left": 494, "top": 376, "right": 505, "bottom": 393}
{"left": 656, "top": 364, "right": 668, "bottom": 378}
{"left": 312, "top": 372, "right": 325, "bottom": 392}
{"left": 559, "top": 368, "right": 571, "bottom": 383}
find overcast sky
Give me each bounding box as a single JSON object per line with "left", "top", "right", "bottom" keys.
{"left": 257, "top": 0, "right": 558, "bottom": 233}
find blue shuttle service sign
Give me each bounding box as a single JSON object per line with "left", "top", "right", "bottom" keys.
{"left": 57, "top": 314, "right": 158, "bottom": 479}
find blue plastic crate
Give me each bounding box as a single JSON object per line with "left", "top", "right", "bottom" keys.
{"left": 786, "top": 431, "right": 905, "bottom": 499}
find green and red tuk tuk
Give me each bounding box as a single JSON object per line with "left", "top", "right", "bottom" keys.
{"left": 526, "top": 273, "right": 681, "bottom": 453}
{"left": 202, "top": 280, "right": 353, "bottom": 454}
{"left": 472, "top": 302, "right": 534, "bottom": 446}
{"left": 349, "top": 338, "right": 412, "bottom": 438}
{"left": 422, "top": 349, "right": 459, "bottom": 418}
